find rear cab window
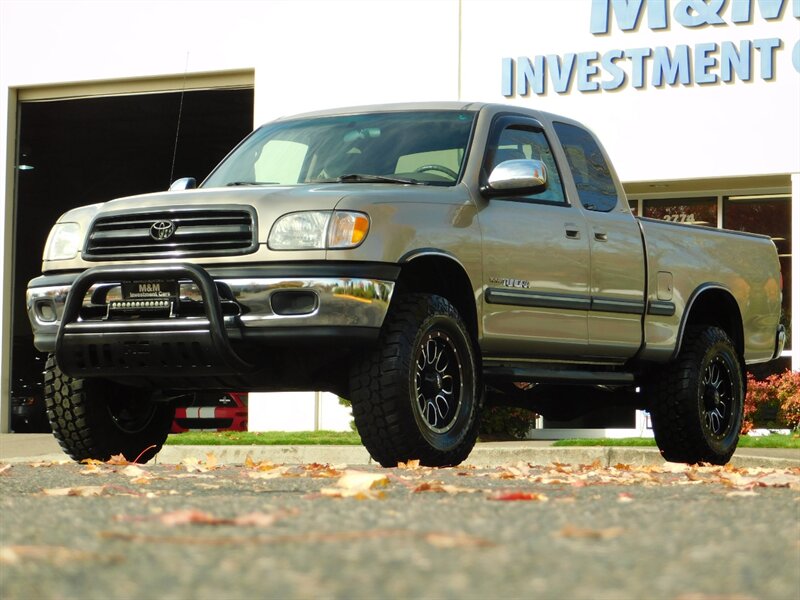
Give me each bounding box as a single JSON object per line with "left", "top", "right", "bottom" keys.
{"left": 553, "top": 122, "right": 619, "bottom": 212}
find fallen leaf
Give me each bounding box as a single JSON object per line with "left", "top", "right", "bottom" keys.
{"left": 79, "top": 463, "right": 104, "bottom": 475}
{"left": 617, "top": 492, "right": 635, "bottom": 503}
{"left": 317, "top": 470, "right": 390, "bottom": 499}
{"left": 726, "top": 490, "right": 760, "bottom": 498}
{"left": 42, "top": 485, "right": 107, "bottom": 497}
{"left": 205, "top": 452, "right": 218, "bottom": 471}
{"left": 424, "top": 532, "right": 494, "bottom": 548}
{"left": 121, "top": 465, "right": 147, "bottom": 478}
{"left": 106, "top": 454, "right": 130, "bottom": 466}
{"left": 300, "top": 463, "right": 343, "bottom": 478}
{"left": 413, "top": 481, "right": 478, "bottom": 494}
{"left": 246, "top": 466, "right": 290, "bottom": 479}
{"left": 488, "top": 491, "right": 548, "bottom": 502}
{"left": 319, "top": 487, "right": 386, "bottom": 500}
{"left": 0, "top": 464, "right": 12, "bottom": 475}
{"left": 398, "top": 459, "right": 421, "bottom": 470}
{"left": 335, "top": 470, "right": 390, "bottom": 491}
{"left": 0, "top": 545, "right": 121, "bottom": 565}
{"left": 557, "top": 524, "right": 624, "bottom": 540}
{"left": 158, "top": 510, "right": 226, "bottom": 526}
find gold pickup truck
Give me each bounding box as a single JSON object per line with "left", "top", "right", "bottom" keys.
{"left": 27, "top": 102, "right": 784, "bottom": 467}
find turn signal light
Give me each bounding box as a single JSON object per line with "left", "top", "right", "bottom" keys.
{"left": 328, "top": 211, "right": 370, "bottom": 249}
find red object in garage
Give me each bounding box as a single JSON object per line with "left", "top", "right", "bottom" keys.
{"left": 171, "top": 392, "right": 248, "bottom": 433}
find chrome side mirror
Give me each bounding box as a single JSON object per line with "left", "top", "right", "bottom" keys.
{"left": 169, "top": 177, "right": 197, "bottom": 191}
{"left": 484, "top": 159, "right": 547, "bottom": 196}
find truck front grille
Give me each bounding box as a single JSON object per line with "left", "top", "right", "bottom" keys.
{"left": 83, "top": 206, "right": 257, "bottom": 260}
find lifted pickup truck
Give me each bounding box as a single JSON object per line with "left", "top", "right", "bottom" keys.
{"left": 27, "top": 102, "right": 784, "bottom": 466}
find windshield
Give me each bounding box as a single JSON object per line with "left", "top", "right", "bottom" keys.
{"left": 203, "top": 110, "right": 476, "bottom": 188}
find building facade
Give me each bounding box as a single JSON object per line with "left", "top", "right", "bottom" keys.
{"left": 1, "top": 0, "right": 797, "bottom": 432}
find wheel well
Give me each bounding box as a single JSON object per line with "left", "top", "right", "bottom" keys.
{"left": 394, "top": 255, "right": 478, "bottom": 341}
{"left": 682, "top": 288, "right": 744, "bottom": 358}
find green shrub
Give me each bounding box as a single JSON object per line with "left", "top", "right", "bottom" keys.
{"left": 479, "top": 406, "right": 538, "bottom": 440}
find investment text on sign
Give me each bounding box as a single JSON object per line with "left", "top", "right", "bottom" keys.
{"left": 502, "top": 0, "right": 800, "bottom": 96}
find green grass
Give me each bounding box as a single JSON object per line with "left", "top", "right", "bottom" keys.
{"left": 553, "top": 434, "right": 800, "bottom": 449}
{"left": 165, "top": 430, "right": 362, "bottom": 446}
{"left": 165, "top": 431, "right": 799, "bottom": 449}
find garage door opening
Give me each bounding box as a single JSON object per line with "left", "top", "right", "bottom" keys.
{"left": 10, "top": 85, "right": 254, "bottom": 431}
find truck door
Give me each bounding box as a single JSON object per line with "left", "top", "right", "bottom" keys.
{"left": 478, "top": 116, "right": 591, "bottom": 359}
{"left": 552, "top": 121, "right": 646, "bottom": 360}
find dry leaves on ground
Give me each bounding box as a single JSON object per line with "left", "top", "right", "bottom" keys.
{"left": 319, "top": 470, "right": 390, "bottom": 499}
{"left": 0, "top": 545, "right": 122, "bottom": 565}
{"left": 114, "top": 508, "right": 297, "bottom": 528}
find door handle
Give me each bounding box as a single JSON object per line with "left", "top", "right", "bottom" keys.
{"left": 565, "top": 223, "right": 581, "bottom": 240}
{"left": 594, "top": 231, "right": 608, "bottom": 242}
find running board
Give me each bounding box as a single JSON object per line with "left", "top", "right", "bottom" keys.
{"left": 483, "top": 360, "right": 635, "bottom": 386}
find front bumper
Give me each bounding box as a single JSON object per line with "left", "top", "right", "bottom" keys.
{"left": 27, "top": 262, "right": 396, "bottom": 379}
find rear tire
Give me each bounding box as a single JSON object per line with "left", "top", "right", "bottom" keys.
{"left": 349, "top": 294, "right": 480, "bottom": 467}
{"left": 44, "top": 355, "right": 174, "bottom": 463}
{"left": 649, "top": 326, "right": 744, "bottom": 465}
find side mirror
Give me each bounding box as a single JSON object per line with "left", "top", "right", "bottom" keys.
{"left": 169, "top": 177, "right": 197, "bottom": 191}
{"left": 483, "top": 159, "right": 547, "bottom": 197}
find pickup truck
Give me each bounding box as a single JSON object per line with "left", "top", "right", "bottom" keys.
{"left": 26, "top": 102, "right": 785, "bottom": 467}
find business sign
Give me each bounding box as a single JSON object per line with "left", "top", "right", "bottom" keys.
{"left": 502, "top": 0, "right": 800, "bottom": 96}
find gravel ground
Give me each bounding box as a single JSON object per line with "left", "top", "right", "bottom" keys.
{"left": 1, "top": 458, "right": 798, "bottom": 600}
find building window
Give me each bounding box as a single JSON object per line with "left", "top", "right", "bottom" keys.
{"left": 642, "top": 197, "right": 717, "bottom": 226}
{"left": 724, "top": 195, "right": 792, "bottom": 349}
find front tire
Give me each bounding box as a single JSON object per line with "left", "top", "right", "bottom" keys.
{"left": 649, "top": 326, "right": 744, "bottom": 465}
{"left": 44, "top": 355, "right": 175, "bottom": 463}
{"left": 349, "top": 294, "right": 480, "bottom": 467}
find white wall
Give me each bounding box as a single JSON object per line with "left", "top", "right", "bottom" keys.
{"left": 248, "top": 392, "right": 352, "bottom": 432}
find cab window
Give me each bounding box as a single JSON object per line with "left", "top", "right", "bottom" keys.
{"left": 553, "top": 122, "right": 618, "bottom": 212}
{"left": 485, "top": 125, "right": 566, "bottom": 204}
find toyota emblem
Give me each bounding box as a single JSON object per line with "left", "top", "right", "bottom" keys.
{"left": 150, "top": 220, "right": 176, "bottom": 241}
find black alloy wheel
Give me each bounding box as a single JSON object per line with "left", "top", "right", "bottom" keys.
{"left": 350, "top": 293, "right": 480, "bottom": 467}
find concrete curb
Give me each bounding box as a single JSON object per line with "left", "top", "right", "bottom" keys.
{"left": 2, "top": 434, "right": 797, "bottom": 469}
{"left": 151, "top": 444, "right": 800, "bottom": 470}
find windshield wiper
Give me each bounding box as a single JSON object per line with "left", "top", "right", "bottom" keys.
{"left": 335, "top": 173, "right": 422, "bottom": 185}
{"left": 226, "top": 181, "right": 279, "bottom": 186}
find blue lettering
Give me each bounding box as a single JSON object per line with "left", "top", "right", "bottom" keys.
{"left": 601, "top": 49, "right": 627, "bottom": 89}
{"left": 695, "top": 42, "right": 719, "bottom": 84}
{"left": 673, "top": 0, "right": 726, "bottom": 27}
{"left": 590, "top": 0, "right": 668, "bottom": 34}
{"left": 721, "top": 40, "right": 752, "bottom": 81}
{"left": 546, "top": 54, "right": 577, "bottom": 93}
{"left": 731, "top": 0, "right": 790, "bottom": 23}
{"left": 753, "top": 37, "right": 782, "bottom": 79}
{"left": 517, "top": 56, "right": 546, "bottom": 95}
{"left": 577, "top": 52, "right": 601, "bottom": 91}
{"left": 626, "top": 47, "right": 652, "bottom": 88}
{"left": 794, "top": 40, "right": 800, "bottom": 73}
{"left": 502, "top": 58, "right": 514, "bottom": 96}
{"left": 652, "top": 45, "right": 692, "bottom": 85}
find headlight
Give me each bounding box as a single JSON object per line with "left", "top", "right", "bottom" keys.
{"left": 43, "top": 222, "right": 82, "bottom": 261}
{"left": 268, "top": 211, "right": 369, "bottom": 250}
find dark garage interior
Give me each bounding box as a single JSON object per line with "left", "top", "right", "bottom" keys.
{"left": 10, "top": 86, "right": 254, "bottom": 431}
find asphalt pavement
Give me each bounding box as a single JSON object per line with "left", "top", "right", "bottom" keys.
{"left": 1, "top": 452, "right": 799, "bottom": 600}
{"left": 2, "top": 433, "right": 798, "bottom": 469}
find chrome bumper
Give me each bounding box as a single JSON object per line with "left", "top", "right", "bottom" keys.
{"left": 27, "top": 272, "right": 395, "bottom": 352}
